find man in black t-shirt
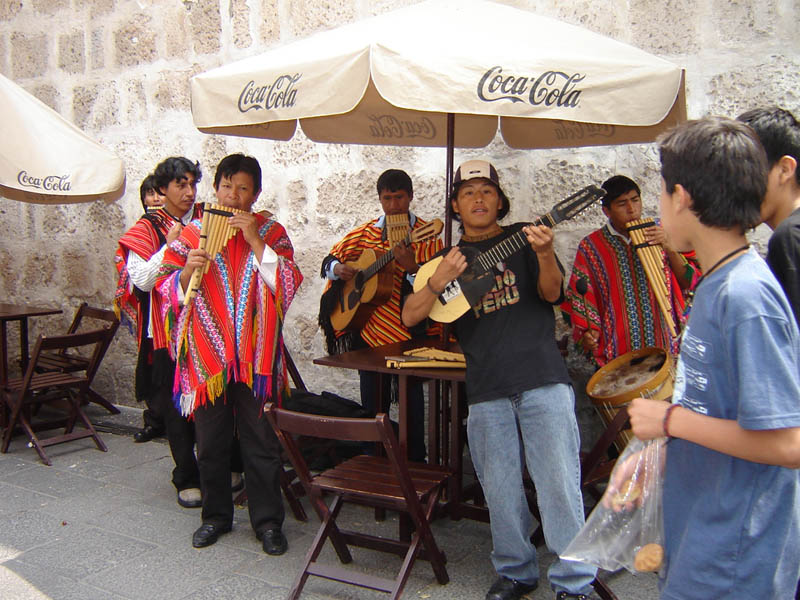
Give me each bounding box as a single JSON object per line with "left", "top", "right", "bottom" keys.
{"left": 738, "top": 107, "right": 800, "bottom": 600}
{"left": 403, "top": 160, "right": 597, "bottom": 600}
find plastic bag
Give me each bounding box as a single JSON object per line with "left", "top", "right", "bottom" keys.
{"left": 561, "top": 436, "right": 666, "bottom": 574}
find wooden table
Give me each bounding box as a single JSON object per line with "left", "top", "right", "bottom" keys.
{"left": 0, "top": 303, "right": 63, "bottom": 386}
{"left": 314, "top": 337, "right": 480, "bottom": 520}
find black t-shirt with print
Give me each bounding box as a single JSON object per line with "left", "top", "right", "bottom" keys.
{"left": 452, "top": 223, "right": 571, "bottom": 405}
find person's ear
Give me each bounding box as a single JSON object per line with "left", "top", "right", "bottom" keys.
{"left": 673, "top": 184, "right": 692, "bottom": 213}
{"left": 776, "top": 155, "right": 798, "bottom": 185}
{"left": 601, "top": 205, "right": 610, "bottom": 219}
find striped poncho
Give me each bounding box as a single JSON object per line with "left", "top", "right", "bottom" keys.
{"left": 320, "top": 216, "right": 442, "bottom": 350}
{"left": 114, "top": 209, "right": 178, "bottom": 350}
{"left": 561, "top": 224, "right": 685, "bottom": 367}
{"left": 157, "top": 214, "right": 302, "bottom": 416}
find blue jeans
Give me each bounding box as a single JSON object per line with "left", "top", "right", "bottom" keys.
{"left": 467, "top": 383, "right": 596, "bottom": 595}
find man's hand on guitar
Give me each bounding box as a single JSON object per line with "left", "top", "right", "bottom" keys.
{"left": 433, "top": 247, "right": 467, "bottom": 290}
{"left": 522, "top": 224, "right": 555, "bottom": 256}
{"left": 333, "top": 262, "right": 357, "bottom": 281}
{"left": 393, "top": 241, "right": 419, "bottom": 274}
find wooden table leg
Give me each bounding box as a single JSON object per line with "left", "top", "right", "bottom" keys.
{"left": 18, "top": 317, "right": 29, "bottom": 374}
{"left": 449, "top": 381, "right": 463, "bottom": 519}
{"left": 0, "top": 322, "right": 8, "bottom": 428}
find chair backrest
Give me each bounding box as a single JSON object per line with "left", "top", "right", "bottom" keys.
{"left": 60, "top": 303, "right": 120, "bottom": 356}
{"left": 283, "top": 346, "right": 307, "bottom": 392}
{"left": 264, "top": 403, "right": 409, "bottom": 490}
{"left": 16, "top": 329, "right": 110, "bottom": 395}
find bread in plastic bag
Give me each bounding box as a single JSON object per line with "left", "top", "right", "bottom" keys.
{"left": 561, "top": 436, "right": 666, "bottom": 574}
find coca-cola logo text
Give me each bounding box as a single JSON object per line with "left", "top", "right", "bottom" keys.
{"left": 17, "top": 170, "right": 72, "bottom": 192}
{"left": 368, "top": 114, "right": 436, "bottom": 140}
{"left": 478, "top": 66, "right": 584, "bottom": 108}
{"left": 552, "top": 121, "right": 614, "bottom": 141}
{"left": 238, "top": 74, "right": 301, "bottom": 112}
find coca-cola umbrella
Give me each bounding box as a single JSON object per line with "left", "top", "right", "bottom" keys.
{"left": 191, "top": 0, "right": 685, "bottom": 242}
{"left": 0, "top": 73, "right": 125, "bottom": 205}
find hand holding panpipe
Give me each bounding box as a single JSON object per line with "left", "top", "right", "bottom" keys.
{"left": 626, "top": 219, "right": 676, "bottom": 337}
{"left": 183, "top": 202, "right": 249, "bottom": 306}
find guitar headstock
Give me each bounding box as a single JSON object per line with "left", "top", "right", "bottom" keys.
{"left": 548, "top": 185, "right": 605, "bottom": 225}
{"left": 409, "top": 218, "right": 444, "bottom": 243}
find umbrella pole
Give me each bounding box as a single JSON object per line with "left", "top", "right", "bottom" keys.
{"left": 444, "top": 113, "right": 455, "bottom": 247}
{"left": 439, "top": 113, "right": 456, "bottom": 348}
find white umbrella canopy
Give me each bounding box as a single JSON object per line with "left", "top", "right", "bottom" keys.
{"left": 191, "top": 0, "right": 686, "bottom": 150}
{"left": 0, "top": 73, "right": 125, "bottom": 205}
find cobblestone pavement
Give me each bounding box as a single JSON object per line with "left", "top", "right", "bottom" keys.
{"left": 0, "top": 406, "right": 659, "bottom": 600}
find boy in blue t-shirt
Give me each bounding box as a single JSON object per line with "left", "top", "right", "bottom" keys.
{"left": 626, "top": 116, "right": 800, "bottom": 599}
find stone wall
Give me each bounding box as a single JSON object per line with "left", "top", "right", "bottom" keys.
{"left": 0, "top": 1, "right": 797, "bottom": 439}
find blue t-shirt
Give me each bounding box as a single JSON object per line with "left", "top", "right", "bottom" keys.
{"left": 661, "top": 249, "right": 800, "bottom": 599}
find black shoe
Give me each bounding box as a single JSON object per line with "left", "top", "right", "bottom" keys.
{"left": 555, "top": 591, "right": 601, "bottom": 600}
{"left": 192, "top": 523, "right": 231, "bottom": 548}
{"left": 259, "top": 528, "right": 288, "bottom": 556}
{"left": 486, "top": 576, "right": 538, "bottom": 600}
{"left": 133, "top": 425, "right": 163, "bottom": 443}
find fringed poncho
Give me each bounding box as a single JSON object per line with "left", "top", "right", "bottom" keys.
{"left": 561, "top": 225, "right": 685, "bottom": 367}
{"left": 157, "top": 214, "right": 302, "bottom": 416}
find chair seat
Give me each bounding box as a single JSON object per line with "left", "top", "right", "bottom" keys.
{"left": 35, "top": 352, "right": 90, "bottom": 373}
{"left": 4, "top": 371, "right": 85, "bottom": 395}
{"left": 315, "top": 455, "right": 450, "bottom": 504}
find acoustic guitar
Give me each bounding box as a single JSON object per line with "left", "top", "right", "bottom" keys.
{"left": 330, "top": 219, "right": 443, "bottom": 332}
{"left": 414, "top": 186, "right": 604, "bottom": 323}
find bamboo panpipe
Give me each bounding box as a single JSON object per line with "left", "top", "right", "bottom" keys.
{"left": 386, "top": 213, "right": 410, "bottom": 246}
{"left": 183, "top": 202, "right": 248, "bottom": 306}
{"left": 626, "top": 219, "right": 677, "bottom": 337}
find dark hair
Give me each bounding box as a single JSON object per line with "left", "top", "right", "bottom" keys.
{"left": 601, "top": 175, "right": 640, "bottom": 208}
{"left": 153, "top": 157, "right": 202, "bottom": 193}
{"left": 138, "top": 174, "right": 158, "bottom": 210}
{"left": 737, "top": 107, "right": 800, "bottom": 186}
{"left": 213, "top": 153, "right": 262, "bottom": 193}
{"left": 376, "top": 169, "right": 413, "bottom": 196}
{"left": 449, "top": 178, "right": 511, "bottom": 222}
{"left": 658, "top": 116, "right": 766, "bottom": 232}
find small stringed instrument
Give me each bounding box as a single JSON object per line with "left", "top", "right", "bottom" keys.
{"left": 415, "top": 186, "right": 604, "bottom": 323}
{"left": 330, "top": 218, "right": 443, "bottom": 332}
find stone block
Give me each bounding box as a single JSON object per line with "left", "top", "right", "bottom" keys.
{"left": 316, "top": 169, "right": 375, "bottom": 229}
{"left": 114, "top": 16, "right": 156, "bottom": 67}
{"left": 259, "top": 0, "right": 280, "bottom": 43}
{"left": 164, "top": 5, "right": 189, "bottom": 59}
{"left": 288, "top": 0, "right": 355, "bottom": 37}
{"left": 11, "top": 32, "right": 48, "bottom": 79}
{"left": 231, "top": 0, "right": 252, "bottom": 49}
{"left": 0, "top": 1, "right": 23, "bottom": 22}
{"left": 154, "top": 69, "right": 192, "bottom": 111}
{"left": 31, "top": 83, "right": 60, "bottom": 111}
{"left": 90, "top": 27, "right": 104, "bottom": 70}
{"left": 286, "top": 178, "right": 308, "bottom": 230}
{"left": 0, "top": 33, "right": 6, "bottom": 75}
{"left": 58, "top": 30, "right": 84, "bottom": 74}
{"left": 88, "top": 0, "right": 114, "bottom": 18}
{"left": 711, "top": 0, "right": 776, "bottom": 45}
{"left": 190, "top": 0, "right": 221, "bottom": 55}
{"left": 630, "top": 0, "right": 700, "bottom": 55}
{"left": 72, "top": 81, "right": 119, "bottom": 131}
{"left": 707, "top": 55, "right": 800, "bottom": 118}
{"left": 200, "top": 134, "right": 228, "bottom": 176}
{"left": 32, "top": 0, "right": 67, "bottom": 13}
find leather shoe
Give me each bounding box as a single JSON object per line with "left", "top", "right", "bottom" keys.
{"left": 192, "top": 523, "right": 231, "bottom": 548}
{"left": 133, "top": 425, "right": 163, "bottom": 443}
{"left": 486, "top": 576, "right": 538, "bottom": 600}
{"left": 259, "top": 528, "right": 288, "bottom": 555}
{"left": 177, "top": 487, "right": 202, "bottom": 508}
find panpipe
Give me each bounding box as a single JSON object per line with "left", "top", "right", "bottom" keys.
{"left": 385, "top": 347, "right": 466, "bottom": 369}
{"left": 145, "top": 205, "right": 164, "bottom": 214}
{"left": 626, "top": 218, "right": 677, "bottom": 337}
{"left": 183, "top": 202, "right": 249, "bottom": 306}
{"left": 386, "top": 213, "right": 410, "bottom": 246}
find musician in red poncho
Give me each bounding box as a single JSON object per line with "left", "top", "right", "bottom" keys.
{"left": 158, "top": 154, "right": 303, "bottom": 555}
{"left": 114, "top": 158, "right": 203, "bottom": 508}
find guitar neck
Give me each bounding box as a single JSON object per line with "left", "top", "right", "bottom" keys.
{"left": 473, "top": 214, "right": 557, "bottom": 272}
{"left": 362, "top": 232, "right": 412, "bottom": 279}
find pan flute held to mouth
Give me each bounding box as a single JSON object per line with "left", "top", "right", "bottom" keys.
{"left": 182, "top": 202, "right": 249, "bottom": 307}
{"left": 626, "top": 218, "right": 677, "bottom": 337}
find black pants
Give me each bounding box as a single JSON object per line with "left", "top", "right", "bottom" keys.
{"left": 135, "top": 338, "right": 164, "bottom": 431}
{"left": 153, "top": 352, "right": 200, "bottom": 491}
{"left": 358, "top": 370, "right": 426, "bottom": 462}
{"left": 193, "top": 382, "right": 284, "bottom": 534}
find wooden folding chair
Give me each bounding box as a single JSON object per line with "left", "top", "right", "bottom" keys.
{"left": 34, "top": 303, "right": 120, "bottom": 415}
{"left": 264, "top": 403, "right": 450, "bottom": 600}
{"left": 1, "top": 329, "right": 111, "bottom": 465}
